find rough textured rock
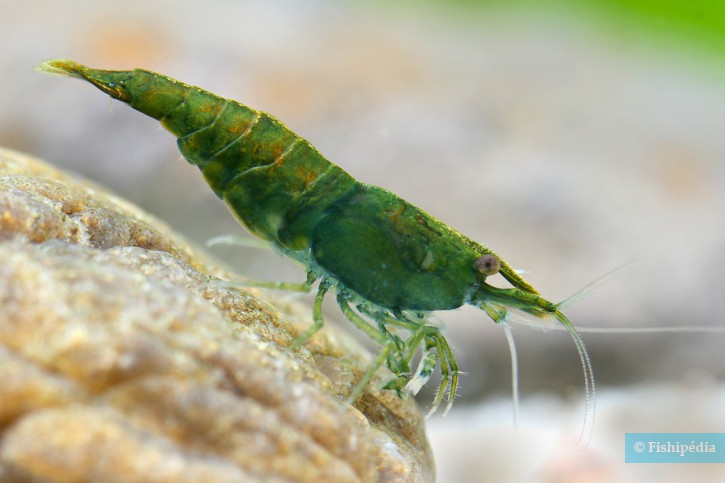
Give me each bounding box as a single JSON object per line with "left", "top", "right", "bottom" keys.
{"left": 0, "top": 148, "right": 433, "bottom": 482}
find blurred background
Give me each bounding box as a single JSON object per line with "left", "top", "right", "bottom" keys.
{"left": 2, "top": 0, "right": 724, "bottom": 481}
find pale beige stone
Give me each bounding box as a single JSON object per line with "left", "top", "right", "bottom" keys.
{"left": 0, "top": 148, "right": 433, "bottom": 482}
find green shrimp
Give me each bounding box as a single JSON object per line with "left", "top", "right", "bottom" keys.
{"left": 38, "top": 60, "right": 594, "bottom": 420}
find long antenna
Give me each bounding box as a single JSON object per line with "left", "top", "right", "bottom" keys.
{"left": 503, "top": 323, "right": 520, "bottom": 429}
{"left": 558, "top": 260, "right": 655, "bottom": 310}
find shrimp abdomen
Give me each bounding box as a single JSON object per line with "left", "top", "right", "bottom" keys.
{"left": 39, "top": 60, "right": 358, "bottom": 249}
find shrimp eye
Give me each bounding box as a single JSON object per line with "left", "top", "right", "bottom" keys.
{"left": 475, "top": 254, "right": 500, "bottom": 277}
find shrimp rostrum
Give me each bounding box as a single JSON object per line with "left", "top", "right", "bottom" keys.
{"left": 39, "top": 60, "right": 593, "bottom": 417}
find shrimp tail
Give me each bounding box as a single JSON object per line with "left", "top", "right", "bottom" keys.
{"left": 38, "top": 59, "right": 175, "bottom": 115}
